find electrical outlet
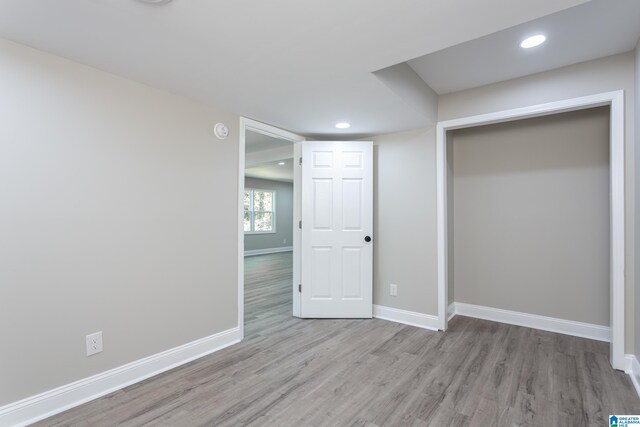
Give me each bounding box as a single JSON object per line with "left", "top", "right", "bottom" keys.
{"left": 283, "top": 239, "right": 287, "bottom": 244}
{"left": 389, "top": 283, "right": 398, "bottom": 297}
{"left": 86, "top": 331, "right": 103, "bottom": 356}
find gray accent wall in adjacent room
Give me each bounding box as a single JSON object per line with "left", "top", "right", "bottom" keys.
{"left": 244, "top": 177, "right": 293, "bottom": 252}
{"left": 451, "top": 107, "right": 610, "bottom": 326}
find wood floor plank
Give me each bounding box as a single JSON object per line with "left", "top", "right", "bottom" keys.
{"left": 36, "top": 252, "right": 640, "bottom": 426}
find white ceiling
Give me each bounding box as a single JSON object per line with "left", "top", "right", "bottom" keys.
{"left": 0, "top": 0, "right": 589, "bottom": 138}
{"left": 245, "top": 130, "right": 294, "bottom": 182}
{"left": 246, "top": 158, "right": 294, "bottom": 183}
{"left": 246, "top": 131, "right": 294, "bottom": 154}
{"left": 408, "top": 0, "right": 640, "bottom": 94}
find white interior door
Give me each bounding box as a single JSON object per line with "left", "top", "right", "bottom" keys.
{"left": 300, "top": 141, "right": 373, "bottom": 318}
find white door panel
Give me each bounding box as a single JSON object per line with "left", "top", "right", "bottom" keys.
{"left": 301, "top": 141, "right": 373, "bottom": 318}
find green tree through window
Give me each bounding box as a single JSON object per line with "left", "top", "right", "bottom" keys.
{"left": 244, "top": 189, "right": 275, "bottom": 233}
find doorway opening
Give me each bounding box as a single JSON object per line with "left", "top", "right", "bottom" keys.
{"left": 436, "top": 91, "right": 625, "bottom": 369}
{"left": 238, "top": 118, "right": 304, "bottom": 340}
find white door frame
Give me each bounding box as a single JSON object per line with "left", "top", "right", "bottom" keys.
{"left": 238, "top": 117, "right": 305, "bottom": 340}
{"left": 436, "top": 90, "right": 625, "bottom": 370}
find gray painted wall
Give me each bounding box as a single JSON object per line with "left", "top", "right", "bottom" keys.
{"left": 451, "top": 107, "right": 610, "bottom": 325}
{"left": 0, "top": 38, "right": 239, "bottom": 406}
{"left": 439, "top": 51, "right": 635, "bottom": 353}
{"left": 447, "top": 137, "right": 455, "bottom": 306}
{"left": 244, "top": 177, "right": 294, "bottom": 252}
{"left": 371, "top": 128, "right": 438, "bottom": 315}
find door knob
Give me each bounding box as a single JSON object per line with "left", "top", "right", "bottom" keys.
{"left": 364, "top": 236, "right": 372, "bottom": 242}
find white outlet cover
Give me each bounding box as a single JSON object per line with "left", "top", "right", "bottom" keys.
{"left": 390, "top": 284, "right": 398, "bottom": 296}
{"left": 86, "top": 331, "right": 103, "bottom": 356}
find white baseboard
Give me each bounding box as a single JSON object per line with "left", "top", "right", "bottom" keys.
{"left": 626, "top": 354, "right": 640, "bottom": 398}
{"left": 450, "top": 302, "right": 610, "bottom": 342}
{"left": 373, "top": 305, "right": 439, "bottom": 331}
{"left": 0, "top": 327, "right": 241, "bottom": 427}
{"left": 244, "top": 246, "right": 293, "bottom": 257}
{"left": 447, "top": 302, "right": 456, "bottom": 321}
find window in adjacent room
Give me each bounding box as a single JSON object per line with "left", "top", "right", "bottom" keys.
{"left": 244, "top": 189, "right": 276, "bottom": 233}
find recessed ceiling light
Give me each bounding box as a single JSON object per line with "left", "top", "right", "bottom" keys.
{"left": 335, "top": 122, "right": 351, "bottom": 129}
{"left": 278, "top": 161, "right": 285, "bottom": 166}
{"left": 520, "top": 34, "right": 546, "bottom": 49}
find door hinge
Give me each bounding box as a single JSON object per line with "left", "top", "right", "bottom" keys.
{"left": 298, "top": 220, "right": 302, "bottom": 229}
{"left": 298, "top": 284, "right": 302, "bottom": 292}
{"left": 299, "top": 157, "right": 302, "bottom": 166}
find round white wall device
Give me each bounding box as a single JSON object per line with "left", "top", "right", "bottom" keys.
{"left": 214, "top": 123, "right": 229, "bottom": 139}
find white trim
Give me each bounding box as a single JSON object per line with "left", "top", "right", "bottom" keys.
{"left": 451, "top": 302, "right": 610, "bottom": 342}
{"left": 608, "top": 90, "right": 625, "bottom": 370}
{"left": 239, "top": 118, "right": 305, "bottom": 334}
{"left": 238, "top": 119, "right": 247, "bottom": 341}
{"left": 625, "top": 354, "right": 640, "bottom": 398}
{"left": 436, "top": 124, "right": 448, "bottom": 331}
{"left": 436, "top": 90, "right": 625, "bottom": 370}
{"left": 447, "top": 302, "right": 456, "bottom": 321}
{"left": 292, "top": 142, "right": 302, "bottom": 318}
{"left": 373, "top": 305, "right": 439, "bottom": 331}
{"left": 0, "top": 327, "right": 241, "bottom": 427}
{"left": 244, "top": 246, "right": 293, "bottom": 257}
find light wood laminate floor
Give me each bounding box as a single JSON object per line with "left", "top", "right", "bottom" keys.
{"left": 38, "top": 252, "right": 640, "bottom": 426}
